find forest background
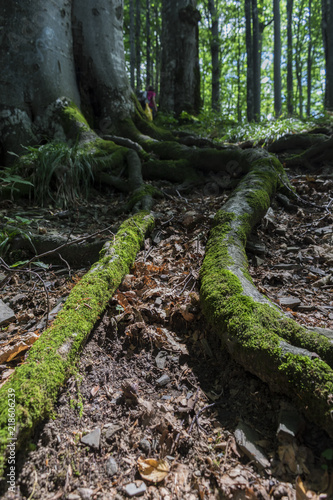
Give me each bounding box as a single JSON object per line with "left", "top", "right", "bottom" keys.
{"left": 123, "top": 0, "right": 331, "bottom": 124}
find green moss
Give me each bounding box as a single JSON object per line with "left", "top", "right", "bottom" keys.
{"left": 200, "top": 155, "right": 333, "bottom": 435}
{"left": 61, "top": 101, "right": 91, "bottom": 137}
{"left": 0, "top": 212, "right": 154, "bottom": 476}
{"left": 125, "top": 184, "right": 162, "bottom": 212}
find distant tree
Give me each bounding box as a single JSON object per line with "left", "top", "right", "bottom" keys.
{"left": 273, "top": 0, "right": 282, "bottom": 117}
{"left": 307, "top": 0, "right": 312, "bottom": 116}
{"left": 245, "top": 0, "right": 254, "bottom": 121}
{"left": 135, "top": 0, "right": 141, "bottom": 89}
{"left": 286, "top": 0, "right": 294, "bottom": 114}
{"left": 146, "top": 0, "right": 152, "bottom": 88}
{"left": 252, "top": 0, "right": 261, "bottom": 121}
{"left": 322, "top": 0, "right": 333, "bottom": 110}
{"left": 208, "top": 0, "right": 221, "bottom": 111}
{"left": 160, "top": 0, "right": 201, "bottom": 114}
{"left": 245, "top": 0, "right": 261, "bottom": 121}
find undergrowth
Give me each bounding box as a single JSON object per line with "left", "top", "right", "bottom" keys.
{"left": 24, "top": 142, "right": 95, "bottom": 208}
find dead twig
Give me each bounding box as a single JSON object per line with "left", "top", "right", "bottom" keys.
{"left": 188, "top": 402, "right": 215, "bottom": 435}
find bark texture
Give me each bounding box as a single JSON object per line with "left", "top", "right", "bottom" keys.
{"left": 0, "top": 212, "right": 154, "bottom": 475}
{"left": 200, "top": 150, "right": 333, "bottom": 437}
{"left": 160, "top": 0, "right": 201, "bottom": 115}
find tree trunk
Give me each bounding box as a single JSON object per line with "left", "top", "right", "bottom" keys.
{"left": 307, "top": 0, "right": 312, "bottom": 116}
{"left": 252, "top": 0, "right": 261, "bottom": 121}
{"left": 0, "top": 0, "right": 80, "bottom": 163}
{"left": 274, "top": 0, "right": 282, "bottom": 117}
{"left": 322, "top": 0, "right": 333, "bottom": 110}
{"left": 72, "top": 0, "right": 133, "bottom": 128}
{"left": 208, "top": 0, "right": 221, "bottom": 112}
{"left": 129, "top": 0, "right": 136, "bottom": 89}
{"left": 146, "top": 0, "right": 152, "bottom": 88}
{"left": 135, "top": 0, "right": 141, "bottom": 90}
{"left": 160, "top": 0, "right": 201, "bottom": 115}
{"left": 245, "top": 0, "right": 254, "bottom": 122}
{"left": 287, "top": 0, "right": 294, "bottom": 115}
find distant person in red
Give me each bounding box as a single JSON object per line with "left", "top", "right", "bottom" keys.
{"left": 147, "top": 86, "right": 157, "bottom": 119}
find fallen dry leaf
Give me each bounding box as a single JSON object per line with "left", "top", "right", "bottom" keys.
{"left": 137, "top": 457, "right": 170, "bottom": 483}
{"left": 296, "top": 476, "right": 320, "bottom": 499}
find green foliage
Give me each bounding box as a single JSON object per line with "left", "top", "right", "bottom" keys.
{"left": 0, "top": 215, "right": 34, "bottom": 259}
{"left": 0, "top": 166, "right": 33, "bottom": 198}
{"left": 24, "top": 142, "right": 94, "bottom": 208}
{"left": 220, "top": 117, "right": 316, "bottom": 145}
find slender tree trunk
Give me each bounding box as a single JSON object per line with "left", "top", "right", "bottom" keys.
{"left": 208, "top": 0, "right": 220, "bottom": 111}
{"left": 252, "top": 0, "right": 261, "bottom": 121}
{"left": 307, "top": 0, "right": 312, "bottom": 116}
{"left": 295, "top": 0, "right": 305, "bottom": 116}
{"left": 154, "top": 3, "right": 161, "bottom": 91}
{"left": 287, "top": 0, "right": 294, "bottom": 115}
{"left": 130, "top": 0, "right": 136, "bottom": 89}
{"left": 135, "top": 0, "right": 141, "bottom": 90}
{"left": 146, "top": 0, "right": 152, "bottom": 88}
{"left": 322, "top": 0, "right": 333, "bottom": 110}
{"left": 274, "top": 0, "right": 282, "bottom": 117}
{"left": 245, "top": 0, "right": 254, "bottom": 121}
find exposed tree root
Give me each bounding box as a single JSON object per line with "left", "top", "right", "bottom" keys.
{"left": 0, "top": 212, "right": 154, "bottom": 476}
{"left": 200, "top": 149, "right": 333, "bottom": 438}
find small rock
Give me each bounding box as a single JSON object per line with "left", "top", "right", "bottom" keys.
{"left": 104, "top": 424, "right": 122, "bottom": 443}
{"left": 155, "top": 297, "right": 162, "bottom": 306}
{"left": 0, "top": 299, "right": 15, "bottom": 326}
{"left": 81, "top": 428, "right": 101, "bottom": 450}
{"left": 8, "top": 294, "right": 27, "bottom": 308}
{"left": 124, "top": 481, "right": 147, "bottom": 497}
{"left": 106, "top": 456, "right": 118, "bottom": 477}
{"left": 155, "top": 351, "right": 168, "bottom": 369}
{"left": 139, "top": 438, "right": 151, "bottom": 455}
{"left": 77, "top": 488, "right": 94, "bottom": 500}
{"left": 235, "top": 421, "right": 270, "bottom": 470}
{"left": 68, "top": 494, "right": 81, "bottom": 500}
{"left": 156, "top": 374, "right": 170, "bottom": 387}
{"left": 277, "top": 406, "right": 304, "bottom": 441}
{"left": 275, "top": 225, "right": 288, "bottom": 236}
{"left": 278, "top": 296, "right": 301, "bottom": 309}
{"left": 273, "top": 263, "right": 301, "bottom": 270}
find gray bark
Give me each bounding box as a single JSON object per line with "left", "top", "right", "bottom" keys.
{"left": 287, "top": 0, "right": 294, "bottom": 114}
{"left": 208, "top": 0, "right": 220, "bottom": 112}
{"left": 72, "top": 0, "right": 133, "bottom": 126}
{"left": 274, "top": 0, "right": 282, "bottom": 117}
{"left": 245, "top": 0, "right": 254, "bottom": 121}
{"left": 0, "top": 0, "right": 79, "bottom": 161}
{"left": 322, "top": 0, "right": 333, "bottom": 110}
{"left": 160, "top": 0, "right": 201, "bottom": 115}
{"left": 252, "top": 0, "right": 261, "bottom": 121}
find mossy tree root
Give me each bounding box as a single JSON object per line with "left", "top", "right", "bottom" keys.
{"left": 0, "top": 212, "right": 154, "bottom": 476}
{"left": 200, "top": 151, "right": 333, "bottom": 437}
{"left": 268, "top": 133, "right": 329, "bottom": 154}
{"left": 283, "top": 134, "right": 333, "bottom": 167}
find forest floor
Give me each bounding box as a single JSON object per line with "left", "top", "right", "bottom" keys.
{"left": 0, "top": 163, "right": 333, "bottom": 499}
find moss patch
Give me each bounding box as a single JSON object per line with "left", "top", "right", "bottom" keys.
{"left": 200, "top": 156, "right": 333, "bottom": 436}
{"left": 0, "top": 212, "right": 154, "bottom": 476}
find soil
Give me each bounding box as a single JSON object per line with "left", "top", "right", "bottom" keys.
{"left": 0, "top": 166, "right": 333, "bottom": 500}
